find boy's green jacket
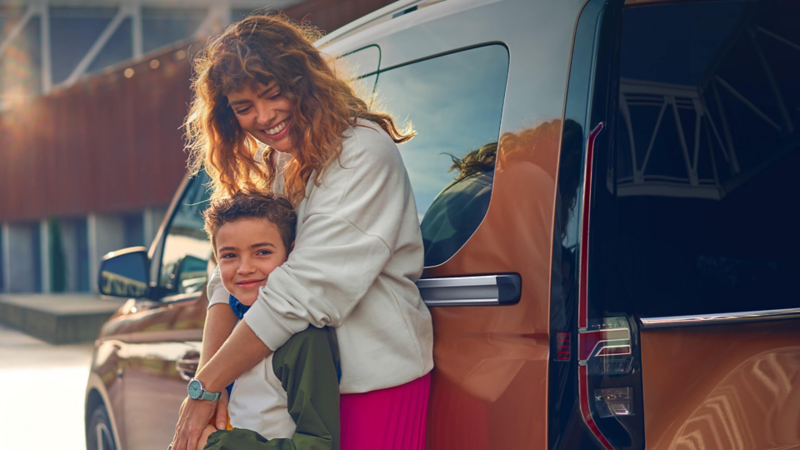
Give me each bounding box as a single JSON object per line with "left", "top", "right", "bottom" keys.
{"left": 205, "top": 326, "right": 340, "bottom": 450}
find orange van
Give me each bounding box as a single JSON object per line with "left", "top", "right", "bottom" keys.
{"left": 87, "top": 0, "right": 800, "bottom": 449}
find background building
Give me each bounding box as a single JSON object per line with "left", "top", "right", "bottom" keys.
{"left": 0, "top": 0, "right": 393, "bottom": 294}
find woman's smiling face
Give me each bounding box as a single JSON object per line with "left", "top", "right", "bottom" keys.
{"left": 227, "top": 81, "right": 295, "bottom": 154}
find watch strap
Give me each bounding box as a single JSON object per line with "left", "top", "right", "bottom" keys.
{"left": 200, "top": 389, "right": 221, "bottom": 402}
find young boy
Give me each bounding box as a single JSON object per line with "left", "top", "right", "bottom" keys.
{"left": 198, "top": 192, "right": 340, "bottom": 450}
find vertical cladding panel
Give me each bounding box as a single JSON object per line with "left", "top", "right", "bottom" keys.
{"left": 0, "top": 51, "right": 191, "bottom": 222}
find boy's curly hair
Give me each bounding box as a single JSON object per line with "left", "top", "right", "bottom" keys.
{"left": 203, "top": 192, "right": 297, "bottom": 254}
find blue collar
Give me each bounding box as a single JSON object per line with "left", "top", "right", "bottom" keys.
{"left": 228, "top": 294, "right": 251, "bottom": 320}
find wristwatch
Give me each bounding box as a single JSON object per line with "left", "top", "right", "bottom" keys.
{"left": 187, "top": 378, "right": 221, "bottom": 402}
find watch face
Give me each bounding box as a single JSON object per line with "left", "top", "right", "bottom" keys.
{"left": 188, "top": 380, "right": 201, "bottom": 399}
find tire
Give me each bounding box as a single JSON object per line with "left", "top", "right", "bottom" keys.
{"left": 86, "top": 404, "right": 118, "bottom": 450}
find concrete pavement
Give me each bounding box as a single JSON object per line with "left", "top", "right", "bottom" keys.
{"left": 0, "top": 323, "right": 94, "bottom": 450}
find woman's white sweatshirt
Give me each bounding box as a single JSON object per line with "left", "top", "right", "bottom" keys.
{"left": 207, "top": 121, "right": 434, "bottom": 393}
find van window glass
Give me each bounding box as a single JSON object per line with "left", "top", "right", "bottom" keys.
{"left": 606, "top": 0, "right": 800, "bottom": 317}
{"left": 374, "top": 45, "right": 509, "bottom": 266}
{"left": 159, "top": 174, "right": 212, "bottom": 297}
{"left": 338, "top": 45, "right": 380, "bottom": 79}
{"left": 352, "top": 74, "right": 377, "bottom": 109}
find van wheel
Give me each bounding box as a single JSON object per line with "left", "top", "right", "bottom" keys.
{"left": 87, "top": 404, "right": 117, "bottom": 450}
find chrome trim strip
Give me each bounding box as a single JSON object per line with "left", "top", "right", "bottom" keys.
{"left": 417, "top": 274, "right": 521, "bottom": 307}
{"left": 640, "top": 307, "right": 800, "bottom": 329}
{"left": 424, "top": 298, "right": 500, "bottom": 307}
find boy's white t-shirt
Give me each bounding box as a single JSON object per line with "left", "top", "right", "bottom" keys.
{"left": 227, "top": 353, "right": 295, "bottom": 439}
{"left": 207, "top": 121, "right": 434, "bottom": 393}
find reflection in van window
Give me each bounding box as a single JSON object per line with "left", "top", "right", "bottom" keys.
{"left": 607, "top": 0, "right": 800, "bottom": 317}
{"left": 374, "top": 45, "right": 509, "bottom": 266}
{"left": 159, "top": 173, "right": 213, "bottom": 296}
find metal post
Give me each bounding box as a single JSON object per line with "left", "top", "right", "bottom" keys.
{"left": 40, "top": 3, "right": 53, "bottom": 94}
{"left": 131, "top": 1, "right": 143, "bottom": 59}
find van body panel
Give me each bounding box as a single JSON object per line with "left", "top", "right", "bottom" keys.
{"left": 640, "top": 320, "right": 800, "bottom": 449}
{"left": 94, "top": 294, "right": 205, "bottom": 450}
{"left": 410, "top": 1, "right": 588, "bottom": 447}
{"left": 88, "top": 337, "right": 128, "bottom": 447}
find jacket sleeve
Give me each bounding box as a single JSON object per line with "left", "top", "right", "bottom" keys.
{"left": 243, "top": 125, "right": 419, "bottom": 352}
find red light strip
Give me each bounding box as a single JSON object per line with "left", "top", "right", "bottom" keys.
{"left": 579, "top": 365, "right": 614, "bottom": 450}
{"left": 556, "top": 332, "right": 571, "bottom": 361}
{"left": 578, "top": 122, "right": 604, "bottom": 330}
{"left": 577, "top": 122, "right": 613, "bottom": 449}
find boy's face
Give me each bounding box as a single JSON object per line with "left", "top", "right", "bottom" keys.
{"left": 215, "top": 218, "right": 288, "bottom": 306}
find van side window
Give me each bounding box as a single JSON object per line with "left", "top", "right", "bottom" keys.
{"left": 606, "top": 1, "right": 800, "bottom": 317}
{"left": 374, "top": 45, "right": 509, "bottom": 267}
{"left": 159, "top": 174, "right": 212, "bottom": 297}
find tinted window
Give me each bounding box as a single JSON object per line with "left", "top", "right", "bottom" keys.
{"left": 339, "top": 45, "right": 380, "bottom": 79}
{"left": 50, "top": 8, "right": 117, "bottom": 84}
{"left": 159, "top": 174, "right": 212, "bottom": 297}
{"left": 141, "top": 8, "right": 207, "bottom": 54}
{"left": 374, "top": 45, "right": 509, "bottom": 266}
{"left": 86, "top": 18, "right": 132, "bottom": 74}
{"left": 606, "top": 0, "right": 800, "bottom": 317}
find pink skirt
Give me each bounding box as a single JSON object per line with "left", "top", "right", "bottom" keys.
{"left": 340, "top": 372, "right": 432, "bottom": 450}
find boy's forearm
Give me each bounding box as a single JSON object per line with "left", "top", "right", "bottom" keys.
{"left": 199, "top": 303, "right": 239, "bottom": 369}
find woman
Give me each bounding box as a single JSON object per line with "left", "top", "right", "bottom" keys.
{"left": 170, "top": 13, "right": 434, "bottom": 450}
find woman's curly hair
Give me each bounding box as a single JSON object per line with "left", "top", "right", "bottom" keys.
{"left": 185, "top": 13, "right": 413, "bottom": 205}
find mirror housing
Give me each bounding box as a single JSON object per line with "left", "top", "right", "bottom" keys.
{"left": 98, "top": 247, "right": 150, "bottom": 298}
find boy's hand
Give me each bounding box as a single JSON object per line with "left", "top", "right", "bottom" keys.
{"left": 214, "top": 390, "right": 229, "bottom": 430}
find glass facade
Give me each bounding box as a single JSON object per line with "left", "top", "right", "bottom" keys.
{"left": 0, "top": 2, "right": 273, "bottom": 107}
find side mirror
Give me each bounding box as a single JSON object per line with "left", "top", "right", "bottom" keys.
{"left": 99, "top": 247, "right": 150, "bottom": 298}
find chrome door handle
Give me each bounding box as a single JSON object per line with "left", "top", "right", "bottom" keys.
{"left": 417, "top": 274, "right": 521, "bottom": 306}
{"left": 176, "top": 351, "right": 200, "bottom": 381}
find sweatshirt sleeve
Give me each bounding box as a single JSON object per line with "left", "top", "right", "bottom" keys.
{"left": 244, "top": 213, "right": 392, "bottom": 351}
{"left": 243, "top": 124, "right": 420, "bottom": 352}
{"left": 206, "top": 266, "right": 230, "bottom": 308}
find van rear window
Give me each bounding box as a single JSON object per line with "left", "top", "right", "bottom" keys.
{"left": 603, "top": 0, "right": 800, "bottom": 317}
{"left": 374, "top": 45, "right": 509, "bottom": 267}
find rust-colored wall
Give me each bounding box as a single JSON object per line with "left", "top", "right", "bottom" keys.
{"left": 0, "top": 48, "right": 193, "bottom": 223}
{"left": 0, "top": 0, "right": 394, "bottom": 223}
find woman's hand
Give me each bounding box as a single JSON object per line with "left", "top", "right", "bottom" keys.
{"left": 171, "top": 396, "right": 217, "bottom": 450}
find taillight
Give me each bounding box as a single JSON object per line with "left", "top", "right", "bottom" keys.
{"left": 580, "top": 316, "right": 633, "bottom": 376}
{"left": 578, "top": 316, "right": 636, "bottom": 450}
{"left": 576, "top": 122, "right": 639, "bottom": 448}
{"left": 595, "top": 387, "right": 634, "bottom": 419}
